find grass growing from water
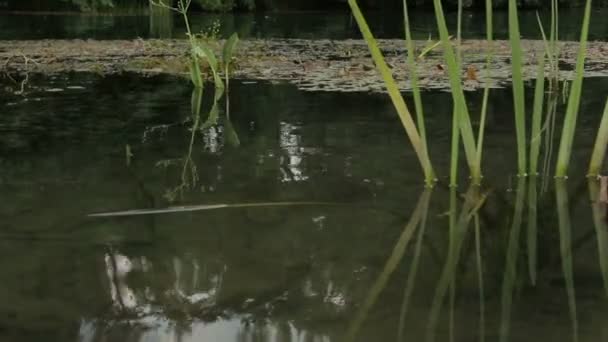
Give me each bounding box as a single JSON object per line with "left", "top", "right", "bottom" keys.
{"left": 350, "top": 0, "right": 596, "bottom": 184}
{"left": 529, "top": 54, "right": 546, "bottom": 176}
{"left": 431, "top": 0, "right": 480, "bottom": 183}
{"left": 348, "top": 0, "right": 435, "bottom": 186}
{"left": 403, "top": 0, "right": 428, "bottom": 170}
{"left": 475, "top": 0, "right": 493, "bottom": 177}
{"left": 508, "top": 0, "right": 527, "bottom": 176}
{"left": 555, "top": 0, "right": 592, "bottom": 178}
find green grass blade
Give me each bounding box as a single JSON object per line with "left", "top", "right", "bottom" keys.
{"left": 189, "top": 55, "right": 203, "bottom": 88}
{"left": 529, "top": 53, "right": 546, "bottom": 175}
{"left": 555, "top": 0, "right": 592, "bottom": 177}
{"left": 348, "top": 0, "right": 434, "bottom": 185}
{"left": 588, "top": 98, "right": 608, "bottom": 177}
{"left": 450, "top": 107, "right": 461, "bottom": 187}
{"left": 403, "top": 0, "right": 428, "bottom": 155}
{"left": 508, "top": 0, "right": 527, "bottom": 176}
{"left": 431, "top": 0, "right": 479, "bottom": 181}
{"left": 475, "top": 0, "right": 494, "bottom": 175}
{"left": 536, "top": 12, "right": 555, "bottom": 77}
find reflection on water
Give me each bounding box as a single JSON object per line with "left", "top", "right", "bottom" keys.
{"left": 2, "top": 74, "right": 608, "bottom": 341}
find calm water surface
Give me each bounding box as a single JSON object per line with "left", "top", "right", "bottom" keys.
{"left": 1, "top": 73, "right": 608, "bottom": 342}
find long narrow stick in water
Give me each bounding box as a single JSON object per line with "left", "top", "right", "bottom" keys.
{"left": 88, "top": 202, "right": 339, "bottom": 217}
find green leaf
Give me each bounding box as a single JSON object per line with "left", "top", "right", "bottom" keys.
{"left": 508, "top": 0, "right": 527, "bottom": 176}
{"left": 555, "top": 0, "right": 592, "bottom": 177}
{"left": 189, "top": 56, "right": 203, "bottom": 88}
{"left": 222, "top": 32, "right": 240, "bottom": 69}
{"left": 193, "top": 42, "right": 219, "bottom": 72}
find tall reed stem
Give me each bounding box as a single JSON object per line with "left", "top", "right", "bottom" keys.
{"left": 508, "top": 0, "right": 527, "bottom": 176}
{"left": 431, "top": 0, "right": 480, "bottom": 182}
{"left": 555, "top": 0, "right": 592, "bottom": 177}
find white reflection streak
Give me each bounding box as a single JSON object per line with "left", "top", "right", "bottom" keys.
{"left": 104, "top": 252, "right": 137, "bottom": 310}
{"left": 279, "top": 121, "right": 308, "bottom": 182}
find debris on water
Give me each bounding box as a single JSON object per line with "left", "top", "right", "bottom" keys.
{"left": 1, "top": 39, "right": 607, "bottom": 93}
{"left": 45, "top": 88, "right": 64, "bottom": 92}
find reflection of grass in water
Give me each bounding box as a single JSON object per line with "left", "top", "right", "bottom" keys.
{"left": 426, "top": 185, "right": 488, "bottom": 342}
{"left": 499, "top": 177, "right": 526, "bottom": 342}
{"left": 587, "top": 99, "right": 608, "bottom": 177}
{"left": 397, "top": 187, "right": 432, "bottom": 341}
{"left": 474, "top": 211, "right": 485, "bottom": 342}
{"left": 588, "top": 178, "right": 608, "bottom": 297}
{"left": 527, "top": 176, "right": 539, "bottom": 285}
{"left": 555, "top": 179, "right": 579, "bottom": 342}
{"left": 345, "top": 189, "right": 433, "bottom": 342}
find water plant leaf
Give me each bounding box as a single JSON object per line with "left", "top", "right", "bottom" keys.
{"left": 189, "top": 56, "right": 203, "bottom": 88}
{"left": 222, "top": 32, "right": 240, "bottom": 69}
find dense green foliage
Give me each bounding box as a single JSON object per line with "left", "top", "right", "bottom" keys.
{"left": 2, "top": 0, "right": 606, "bottom": 11}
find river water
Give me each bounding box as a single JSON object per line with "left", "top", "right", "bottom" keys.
{"left": 1, "top": 8, "right": 608, "bottom": 342}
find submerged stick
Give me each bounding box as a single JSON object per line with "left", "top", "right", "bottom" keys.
{"left": 88, "top": 202, "right": 340, "bottom": 217}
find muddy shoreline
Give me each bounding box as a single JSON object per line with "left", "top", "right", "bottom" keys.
{"left": 1, "top": 39, "right": 607, "bottom": 92}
